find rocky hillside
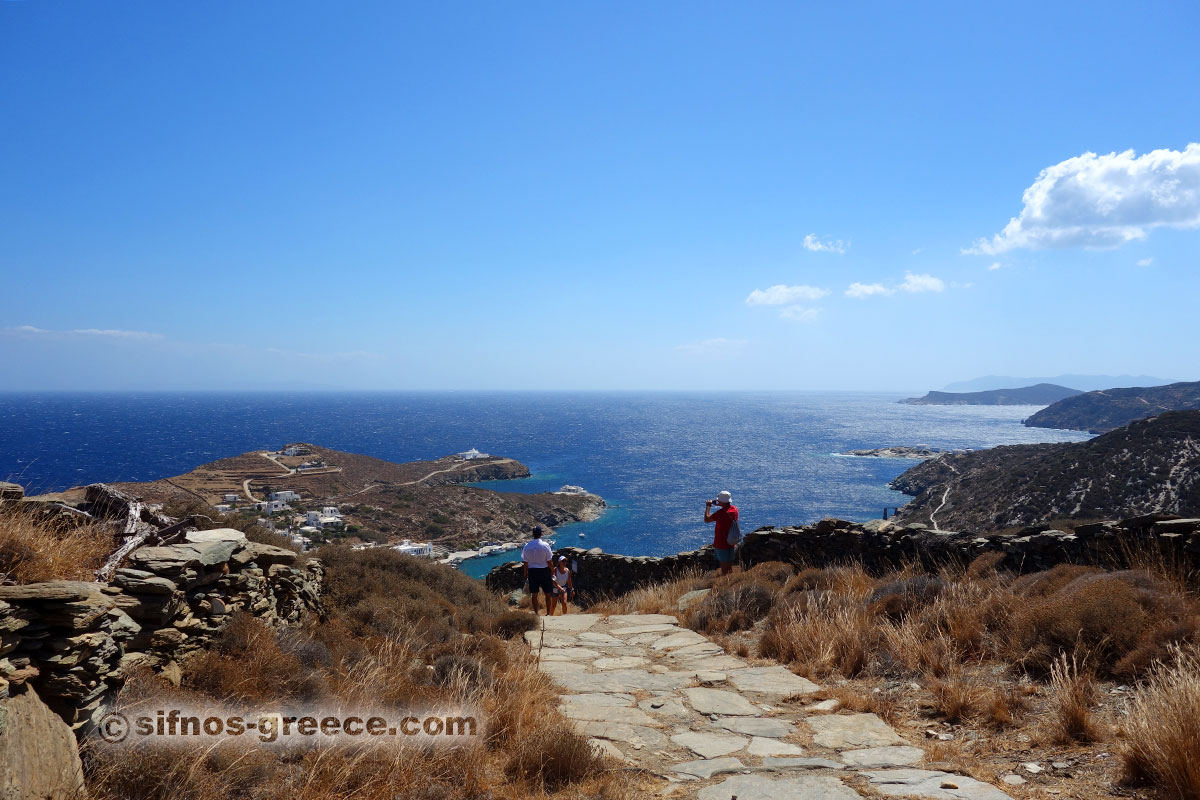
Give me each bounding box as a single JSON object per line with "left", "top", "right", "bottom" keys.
{"left": 890, "top": 410, "right": 1200, "bottom": 531}
{"left": 1024, "top": 380, "right": 1200, "bottom": 433}
{"left": 900, "top": 383, "right": 1081, "bottom": 405}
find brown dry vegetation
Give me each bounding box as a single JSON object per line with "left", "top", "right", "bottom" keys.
{"left": 84, "top": 546, "right": 630, "bottom": 800}
{"left": 595, "top": 554, "right": 1200, "bottom": 800}
{"left": 0, "top": 506, "right": 112, "bottom": 582}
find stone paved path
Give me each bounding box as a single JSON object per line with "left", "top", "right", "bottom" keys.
{"left": 528, "top": 613, "right": 1013, "bottom": 800}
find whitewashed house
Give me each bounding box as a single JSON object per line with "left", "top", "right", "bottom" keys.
{"left": 457, "top": 448, "right": 488, "bottom": 460}
{"left": 393, "top": 539, "right": 434, "bottom": 557}
{"left": 269, "top": 490, "right": 301, "bottom": 502}
{"left": 223, "top": 493, "right": 240, "bottom": 503}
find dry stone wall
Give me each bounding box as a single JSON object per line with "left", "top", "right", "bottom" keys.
{"left": 486, "top": 515, "right": 1200, "bottom": 600}
{"left": 0, "top": 528, "right": 323, "bottom": 734}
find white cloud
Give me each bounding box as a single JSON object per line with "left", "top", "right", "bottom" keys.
{"left": 674, "top": 337, "right": 749, "bottom": 354}
{"left": 778, "top": 306, "right": 821, "bottom": 323}
{"left": 802, "top": 234, "right": 848, "bottom": 254}
{"left": 745, "top": 284, "right": 830, "bottom": 305}
{"left": 1137, "top": 257, "right": 1154, "bottom": 267}
{"left": 5, "top": 325, "right": 164, "bottom": 341}
{"left": 988, "top": 262, "right": 1005, "bottom": 271}
{"left": 965, "top": 143, "right": 1200, "bottom": 254}
{"left": 911, "top": 248, "right": 923, "bottom": 256}
{"left": 900, "top": 272, "right": 945, "bottom": 293}
{"left": 845, "top": 282, "right": 894, "bottom": 298}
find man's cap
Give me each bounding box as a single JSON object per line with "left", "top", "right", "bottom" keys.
{"left": 532, "top": 526, "right": 544, "bottom": 537}
{"left": 716, "top": 490, "right": 732, "bottom": 504}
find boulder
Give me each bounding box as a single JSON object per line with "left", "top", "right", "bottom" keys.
{"left": 0, "top": 686, "right": 85, "bottom": 799}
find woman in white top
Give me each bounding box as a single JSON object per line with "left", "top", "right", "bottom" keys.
{"left": 547, "top": 556, "right": 574, "bottom": 616}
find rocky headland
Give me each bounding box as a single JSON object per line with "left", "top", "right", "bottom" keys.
{"left": 839, "top": 446, "right": 948, "bottom": 459}
{"left": 900, "top": 383, "right": 1081, "bottom": 405}
{"left": 1024, "top": 379, "right": 1200, "bottom": 433}
{"left": 889, "top": 410, "right": 1200, "bottom": 531}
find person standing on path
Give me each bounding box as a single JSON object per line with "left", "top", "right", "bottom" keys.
{"left": 547, "top": 555, "right": 575, "bottom": 616}
{"left": 704, "top": 490, "right": 739, "bottom": 576}
{"left": 521, "top": 525, "right": 556, "bottom": 615}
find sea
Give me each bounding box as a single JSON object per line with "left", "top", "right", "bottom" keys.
{"left": 0, "top": 392, "right": 1092, "bottom": 578}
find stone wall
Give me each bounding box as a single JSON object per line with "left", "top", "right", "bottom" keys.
{"left": 0, "top": 528, "right": 323, "bottom": 735}
{"left": 486, "top": 514, "right": 1200, "bottom": 601}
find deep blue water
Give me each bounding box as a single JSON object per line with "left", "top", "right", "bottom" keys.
{"left": 0, "top": 392, "right": 1091, "bottom": 577}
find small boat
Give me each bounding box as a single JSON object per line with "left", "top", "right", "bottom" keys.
{"left": 578, "top": 532, "right": 586, "bottom": 538}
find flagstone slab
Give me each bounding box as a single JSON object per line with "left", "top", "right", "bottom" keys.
{"left": 588, "top": 738, "right": 627, "bottom": 761}
{"left": 840, "top": 746, "right": 925, "bottom": 768}
{"left": 538, "top": 660, "right": 590, "bottom": 676}
{"left": 552, "top": 669, "right": 693, "bottom": 693}
{"left": 670, "top": 730, "right": 748, "bottom": 759}
{"left": 541, "top": 614, "right": 600, "bottom": 632}
{"left": 680, "top": 655, "right": 752, "bottom": 671}
{"left": 638, "top": 695, "right": 691, "bottom": 720}
{"left": 524, "top": 630, "right": 579, "bottom": 648}
{"left": 650, "top": 630, "right": 712, "bottom": 651}
{"left": 711, "top": 716, "right": 795, "bottom": 738}
{"left": 668, "top": 641, "right": 725, "bottom": 657}
{"left": 606, "top": 614, "right": 679, "bottom": 626}
{"left": 860, "top": 769, "right": 1014, "bottom": 800}
{"left": 761, "top": 756, "right": 847, "bottom": 771}
{"left": 807, "top": 714, "right": 906, "bottom": 749}
{"left": 698, "top": 775, "right": 861, "bottom": 800}
{"left": 593, "top": 655, "right": 649, "bottom": 671}
{"left": 746, "top": 736, "right": 807, "bottom": 756}
{"left": 671, "top": 757, "right": 745, "bottom": 779}
{"left": 728, "top": 666, "right": 821, "bottom": 696}
{"left": 609, "top": 623, "right": 680, "bottom": 637}
{"left": 537, "top": 647, "right": 601, "bottom": 661}
{"left": 560, "top": 693, "right": 635, "bottom": 708}
{"left": 558, "top": 704, "right": 660, "bottom": 727}
{"left": 570, "top": 721, "right": 670, "bottom": 749}
{"left": 684, "top": 687, "right": 760, "bottom": 716}
{"left": 577, "top": 632, "right": 625, "bottom": 646}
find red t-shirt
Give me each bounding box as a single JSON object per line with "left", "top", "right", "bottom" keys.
{"left": 712, "top": 505, "right": 739, "bottom": 549}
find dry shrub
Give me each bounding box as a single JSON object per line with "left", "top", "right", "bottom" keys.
{"left": 928, "top": 675, "right": 984, "bottom": 723}
{"left": 983, "top": 685, "right": 1030, "bottom": 729}
{"left": 588, "top": 565, "right": 707, "bottom": 615}
{"left": 964, "top": 550, "right": 1006, "bottom": 580}
{"left": 0, "top": 507, "right": 112, "bottom": 582}
{"left": 1010, "top": 569, "right": 1198, "bottom": 677}
{"left": 489, "top": 610, "right": 538, "bottom": 640}
{"left": 713, "top": 560, "right": 794, "bottom": 590}
{"left": 1045, "top": 652, "right": 1099, "bottom": 744}
{"left": 688, "top": 581, "right": 774, "bottom": 634}
{"left": 503, "top": 719, "right": 606, "bottom": 791}
{"left": 1122, "top": 646, "right": 1200, "bottom": 799}
{"left": 759, "top": 592, "right": 879, "bottom": 677}
{"left": 867, "top": 574, "right": 947, "bottom": 621}
{"left": 824, "top": 685, "right": 901, "bottom": 726}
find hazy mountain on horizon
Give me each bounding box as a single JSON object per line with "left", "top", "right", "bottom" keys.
{"left": 944, "top": 374, "right": 1175, "bottom": 393}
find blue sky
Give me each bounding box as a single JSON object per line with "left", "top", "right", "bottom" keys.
{"left": 1, "top": 1, "right": 1197, "bottom": 391}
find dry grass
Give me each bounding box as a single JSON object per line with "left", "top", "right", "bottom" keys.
{"left": 1121, "top": 646, "right": 1200, "bottom": 799}
{"left": 1044, "top": 652, "right": 1100, "bottom": 745}
{"left": 85, "top": 547, "right": 619, "bottom": 800}
{"left": 0, "top": 506, "right": 112, "bottom": 582}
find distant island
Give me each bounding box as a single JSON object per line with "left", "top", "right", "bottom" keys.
{"left": 890, "top": 410, "right": 1200, "bottom": 531}
{"left": 943, "top": 373, "right": 1174, "bottom": 393}
{"left": 900, "top": 383, "right": 1082, "bottom": 406}
{"left": 32, "top": 442, "right": 604, "bottom": 552}
{"left": 1024, "top": 380, "right": 1200, "bottom": 433}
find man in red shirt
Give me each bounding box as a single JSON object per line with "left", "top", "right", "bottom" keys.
{"left": 704, "top": 490, "right": 739, "bottom": 575}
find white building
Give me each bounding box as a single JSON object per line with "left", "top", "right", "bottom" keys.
{"left": 457, "top": 448, "right": 488, "bottom": 460}
{"left": 269, "top": 490, "right": 301, "bottom": 502}
{"left": 223, "top": 493, "right": 240, "bottom": 503}
{"left": 282, "top": 445, "right": 310, "bottom": 457}
{"left": 305, "top": 509, "right": 344, "bottom": 529}
{"left": 256, "top": 500, "right": 290, "bottom": 514}
{"left": 214, "top": 504, "right": 232, "bottom": 513}
{"left": 393, "top": 539, "right": 434, "bottom": 557}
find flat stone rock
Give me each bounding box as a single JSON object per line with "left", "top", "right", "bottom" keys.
{"left": 541, "top": 614, "right": 600, "bottom": 631}
{"left": 538, "top": 660, "right": 589, "bottom": 676}
{"left": 682, "top": 655, "right": 751, "bottom": 671}
{"left": 524, "top": 630, "right": 578, "bottom": 648}
{"left": 588, "top": 738, "right": 626, "bottom": 760}
{"left": 650, "top": 630, "right": 712, "bottom": 651}
{"left": 713, "top": 717, "right": 795, "bottom": 738}
{"left": 669, "top": 641, "right": 724, "bottom": 657}
{"left": 860, "top": 769, "right": 1014, "bottom": 800}
{"left": 571, "top": 721, "right": 669, "bottom": 749}
{"left": 553, "top": 669, "right": 692, "bottom": 693}
{"left": 639, "top": 696, "right": 691, "bottom": 720}
{"left": 183, "top": 528, "right": 246, "bottom": 544}
{"left": 594, "top": 655, "right": 649, "bottom": 670}
{"left": 806, "top": 699, "right": 842, "bottom": 713}
{"left": 747, "top": 736, "right": 807, "bottom": 756}
{"left": 609, "top": 623, "right": 679, "bottom": 637}
{"left": 538, "top": 647, "right": 601, "bottom": 661}
{"left": 671, "top": 757, "right": 744, "bottom": 779}
{"left": 578, "top": 631, "right": 625, "bottom": 646}
{"left": 761, "top": 757, "right": 846, "bottom": 771}
{"left": 684, "top": 687, "right": 760, "bottom": 716}
{"left": 670, "top": 730, "right": 748, "bottom": 759}
{"left": 729, "top": 666, "right": 820, "bottom": 696}
{"left": 677, "top": 589, "right": 711, "bottom": 610}
{"left": 559, "top": 704, "right": 660, "bottom": 727}
{"left": 698, "top": 775, "right": 861, "bottom": 800}
{"left": 840, "top": 746, "right": 925, "bottom": 768}
{"left": 807, "top": 713, "right": 906, "bottom": 749}
{"left": 606, "top": 614, "right": 679, "bottom": 626}
{"left": 561, "top": 693, "right": 635, "bottom": 708}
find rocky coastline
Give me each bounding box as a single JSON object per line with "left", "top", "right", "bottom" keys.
{"left": 838, "top": 446, "right": 948, "bottom": 459}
